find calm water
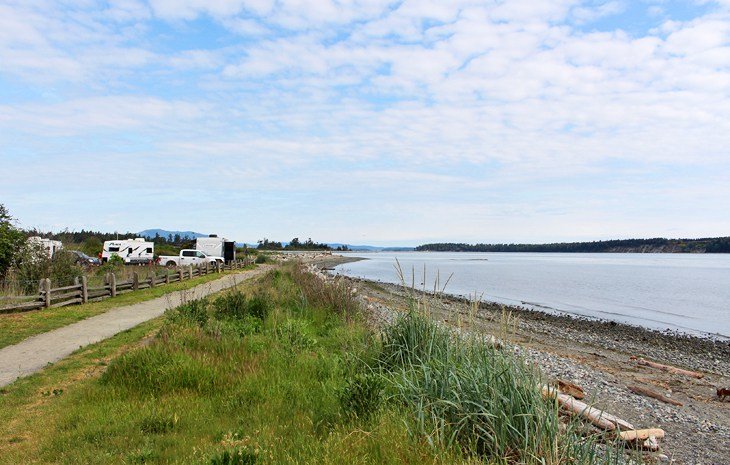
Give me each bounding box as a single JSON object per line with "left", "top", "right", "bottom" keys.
{"left": 334, "top": 252, "right": 730, "bottom": 339}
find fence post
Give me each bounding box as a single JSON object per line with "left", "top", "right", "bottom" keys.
{"left": 189, "top": 265, "right": 193, "bottom": 280}
{"left": 81, "top": 275, "right": 88, "bottom": 304}
{"left": 132, "top": 272, "right": 139, "bottom": 291}
{"left": 178, "top": 268, "right": 183, "bottom": 282}
{"left": 205, "top": 262, "right": 209, "bottom": 274}
{"left": 165, "top": 271, "right": 170, "bottom": 285}
{"left": 110, "top": 273, "right": 117, "bottom": 297}
{"left": 149, "top": 273, "right": 155, "bottom": 288}
{"left": 43, "top": 278, "right": 51, "bottom": 308}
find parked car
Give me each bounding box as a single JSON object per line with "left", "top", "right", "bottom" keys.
{"left": 158, "top": 249, "right": 224, "bottom": 268}
{"left": 70, "top": 250, "right": 101, "bottom": 266}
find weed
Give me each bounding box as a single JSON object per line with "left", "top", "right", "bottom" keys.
{"left": 340, "top": 371, "right": 385, "bottom": 421}
{"left": 213, "top": 291, "right": 269, "bottom": 321}
{"left": 209, "top": 447, "right": 258, "bottom": 465}
{"left": 170, "top": 298, "right": 210, "bottom": 327}
{"left": 275, "top": 318, "right": 317, "bottom": 350}
{"left": 140, "top": 412, "right": 178, "bottom": 434}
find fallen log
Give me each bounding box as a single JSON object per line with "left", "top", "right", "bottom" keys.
{"left": 618, "top": 428, "right": 665, "bottom": 442}
{"left": 628, "top": 385, "right": 683, "bottom": 407}
{"left": 634, "top": 357, "right": 704, "bottom": 379}
{"left": 542, "top": 386, "right": 621, "bottom": 431}
{"left": 542, "top": 386, "right": 636, "bottom": 431}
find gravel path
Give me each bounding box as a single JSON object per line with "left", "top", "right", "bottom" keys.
{"left": 0, "top": 267, "right": 269, "bottom": 387}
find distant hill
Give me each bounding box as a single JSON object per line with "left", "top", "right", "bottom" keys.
{"left": 138, "top": 229, "right": 208, "bottom": 240}
{"left": 417, "top": 237, "right": 730, "bottom": 253}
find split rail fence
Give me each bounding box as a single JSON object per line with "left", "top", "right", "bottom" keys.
{"left": 0, "top": 260, "right": 251, "bottom": 314}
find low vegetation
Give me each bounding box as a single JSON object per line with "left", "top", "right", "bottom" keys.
{"left": 0, "top": 264, "right": 632, "bottom": 464}
{"left": 0, "top": 267, "right": 251, "bottom": 349}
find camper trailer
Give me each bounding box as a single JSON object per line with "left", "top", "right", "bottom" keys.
{"left": 102, "top": 238, "right": 154, "bottom": 264}
{"left": 26, "top": 236, "right": 63, "bottom": 258}
{"left": 196, "top": 235, "right": 236, "bottom": 263}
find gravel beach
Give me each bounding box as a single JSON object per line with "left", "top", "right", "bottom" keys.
{"left": 306, "top": 254, "right": 730, "bottom": 465}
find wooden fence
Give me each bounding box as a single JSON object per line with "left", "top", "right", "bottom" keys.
{"left": 0, "top": 260, "right": 251, "bottom": 314}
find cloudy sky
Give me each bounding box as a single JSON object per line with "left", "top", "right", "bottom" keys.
{"left": 1, "top": 0, "right": 729, "bottom": 246}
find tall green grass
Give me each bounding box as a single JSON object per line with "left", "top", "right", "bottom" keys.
{"left": 374, "top": 311, "right": 626, "bottom": 464}
{"left": 11, "top": 264, "right": 635, "bottom": 464}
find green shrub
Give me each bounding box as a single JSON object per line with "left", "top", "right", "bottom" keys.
{"left": 340, "top": 371, "right": 384, "bottom": 421}
{"left": 171, "top": 298, "right": 209, "bottom": 327}
{"left": 12, "top": 241, "right": 51, "bottom": 294}
{"left": 49, "top": 250, "right": 84, "bottom": 287}
{"left": 96, "top": 254, "right": 124, "bottom": 277}
{"left": 213, "top": 291, "right": 269, "bottom": 321}
{"left": 254, "top": 254, "right": 268, "bottom": 264}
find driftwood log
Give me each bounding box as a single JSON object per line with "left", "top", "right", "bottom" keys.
{"left": 628, "top": 385, "right": 683, "bottom": 406}
{"left": 618, "top": 428, "right": 665, "bottom": 441}
{"left": 541, "top": 386, "right": 635, "bottom": 431}
{"left": 633, "top": 357, "right": 704, "bottom": 379}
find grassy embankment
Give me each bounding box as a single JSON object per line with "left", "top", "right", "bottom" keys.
{"left": 0, "top": 264, "right": 631, "bottom": 464}
{"left": 0, "top": 266, "right": 254, "bottom": 349}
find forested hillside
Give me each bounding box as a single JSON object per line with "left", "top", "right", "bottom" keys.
{"left": 417, "top": 237, "right": 730, "bottom": 253}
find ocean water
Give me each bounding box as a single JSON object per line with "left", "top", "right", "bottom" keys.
{"left": 334, "top": 252, "right": 730, "bottom": 339}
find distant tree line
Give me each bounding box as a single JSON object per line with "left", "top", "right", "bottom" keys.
{"left": 416, "top": 237, "right": 730, "bottom": 253}
{"left": 257, "top": 237, "right": 346, "bottom": 251}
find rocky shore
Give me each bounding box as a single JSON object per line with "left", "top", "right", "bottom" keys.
{"left": 305, "top": 254, "right": 729, "bottom": 465}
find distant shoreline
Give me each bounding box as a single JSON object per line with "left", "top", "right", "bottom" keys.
{"left": 416, "top": 237, "right": 730, "bottom": 254}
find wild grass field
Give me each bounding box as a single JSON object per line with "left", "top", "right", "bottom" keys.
{"left": 0, "top": 264, "right": 633, "bottom": 464}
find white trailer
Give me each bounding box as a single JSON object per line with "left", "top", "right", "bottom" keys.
{"left": 26, "top": 236, "right": 63, "bottom": 258}
{"left": 102, "top": 238, "right": 154, "bottom": 264}
{"left": 196, "top": 235, "right": 236, "bottom": 263}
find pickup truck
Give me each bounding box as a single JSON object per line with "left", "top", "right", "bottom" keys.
{"left": 158, "top": 249, "right": 224, "bottom": 267}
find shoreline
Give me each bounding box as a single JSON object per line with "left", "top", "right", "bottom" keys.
{"left": 345, "top": 275, "right": 730, "bottom": 372}
{"left": 310, "top": 254, "right": 730, "bottom": 464}
{"left": 325, "top": 254, "right": 729, "bottom": 344}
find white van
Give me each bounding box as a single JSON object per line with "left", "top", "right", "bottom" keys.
{"left": 102, "top": 238, "right": 154, "bottom": 264}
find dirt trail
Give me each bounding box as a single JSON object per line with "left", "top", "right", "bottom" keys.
{"left": 0, "top": 266, "right": 270, "bottom": 387}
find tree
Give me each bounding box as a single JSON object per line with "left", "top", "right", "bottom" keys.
{"left": 0, "top": 204, "right": 25, "bottom": 278}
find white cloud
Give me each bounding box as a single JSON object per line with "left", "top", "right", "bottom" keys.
{"left": 1, "top": 0, "right": 730, "bottom": 241}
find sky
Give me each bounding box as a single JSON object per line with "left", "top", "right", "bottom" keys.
{"left": 1, "top": 0, "right": 729, "bottom": 246}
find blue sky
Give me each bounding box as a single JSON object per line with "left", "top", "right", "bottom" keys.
{"left": 1, "top": 0, "right": 729, "bottom": 246}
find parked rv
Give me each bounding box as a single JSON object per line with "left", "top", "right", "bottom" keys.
{"left": 102, "top": 238, "right": 154, "bottom": 264}
{"left": 196, "top": 235, "right": 236, "bottom": 263}
{"left": 158, "top": 249, "right": 224, "bottom": 268}
{"left": 27, "top": 236, "right": 63, "bottom": 258}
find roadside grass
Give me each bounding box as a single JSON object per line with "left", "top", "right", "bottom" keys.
{"left": 0, "top": 318, "right": 164, "bottom": 463}
{"left": 1, "top": 264, "right": 633, "bottom": 464}
{"left": 0, "top": 267, "right": 255, "bottom": 349}
{"left": 0, "top": 266, "right": 459, "bottom": 465}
